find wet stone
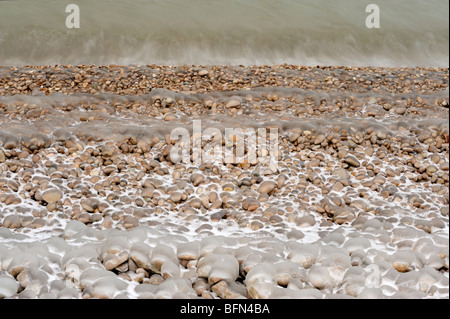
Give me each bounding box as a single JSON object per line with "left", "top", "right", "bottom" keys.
{"left": 344, "top": 155, "right": 361, "bottom": 168}
{"left": 42, "top": 188, "right": 63, "bottom": 204}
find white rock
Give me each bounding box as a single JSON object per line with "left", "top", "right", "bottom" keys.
{"left": 65, "top": 263, "right": 81, "bottom": 283}
{"left": 0, "top": 276, "right": 18, "bottom": 298}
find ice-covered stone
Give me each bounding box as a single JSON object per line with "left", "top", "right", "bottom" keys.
{"left": 197, "top": 254, "right": 239, "bottom": 284}
{"left": 388, "top": 251, "right": 421, "bottom": 273}
{"left": 7, "top": 252, "right": 40, "bottom": 277}
{"left": 395, "top": 266, "right": 446, "bottom": 294}
{"left": 129, "top": 242, "right": 152, "bottom": 270}
{"left": 308, "top": 265, "right": 333, "bottom": 290}
{"left": 63, "top": 220, "right": 89, "bottom": 239}
{"left": 177, "top": 242, "right": 200, "bottom": 261}
{"left": 134, "top": 284, "right": 157, "bottom": 299}
{"left": 240, "top": 252, "right": 264, "bottom": 274}
{"left": 287, "top": 243, "right": 319, "bottom": 268}
{"left": 91, "top": 277, "right": 128, "bottom": 299}
{"left": 269, "top": 286, "right": 323, "bottom": 299}
{"left": 198, "top": 237, "right": 223, "bottom": 257}
{"left": 392, "top": 226, "right": 425, "bottom": 242}
{"left": 321, "top": 231, "right": 346, "bottom": 246}
{"left": 357, "top": 287, "right": 385, "bottom": 299}
{"left": 65, "top": 263, "right": 82, "bottom": 284}
{"left": 361, "top": 218, "right": 384, "bottom": 231}
{"left": 150, "top": 244, "right": 177, "bottom": 272}
{"left": 61, "top": 245, "right": 101, "bottom": 269}
{"left": 341, "top": 274, "right": 366, "bottom": 297}
{"left": 211, "top": 279, "right": 247, "bottom": 299}
{"left": 343, "top": 237, "right": 372, "bottom": 253}
{"left": 395, "top": 271, "right": 421, "bottom": 291}
{"left": 0, "top": 276, "right": 18, "bottom": 298}
{"left": 389, "top": 290, "right": 427, "bottom": 299}
{"left": 103, "top": 252, "right": 129, "bottom": 271}
{"left": 56, "top": 287, "right": 80, "bottom": 299}
{"left": 161, "top": 260, "right": 181, "bottom": 279}
{"left": 101, "top": 235, "right": 130, "bottom": 258}
{"left": 155, "top": 278, "right": 196, "bottom": 299}
{"left": 79, "top": 269, "right": 116, "bottom": 289}
{"left": 17, "top": 268, "right": 49, "bottom": 295}
{"left": 245, "top": 262, "right": 277, "bottom": 299}
{"left": 274, "top": 261, "right": 304, "bottom": 286}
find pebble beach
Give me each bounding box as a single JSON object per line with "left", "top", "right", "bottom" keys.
{"left": 0, "top": 64, "right": 448, "bottom": 299}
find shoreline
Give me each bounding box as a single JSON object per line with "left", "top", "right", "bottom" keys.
{"left": 0, "top": 64, "right": 449, "bottom": 299}
{"left": 1, "top": 65, "right": 448, "bottom": 97}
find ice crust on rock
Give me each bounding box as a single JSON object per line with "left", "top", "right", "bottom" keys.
{"left": 0, "top": 220, "right": 448, "bottom": 299}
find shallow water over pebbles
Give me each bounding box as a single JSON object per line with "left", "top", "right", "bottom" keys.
{"left": 0, "top": 65, "right": 448, "bottom": 299}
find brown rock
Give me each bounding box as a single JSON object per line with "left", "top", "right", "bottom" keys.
{"left": 170, "top": 191, "right": 183, "bottom": 203}
{"left": 42, "top": 188, "right": 63, "bottom": 203}
{"left": 211, "top": 280, "right": 246, "bottom": 299}
{"left": 258, "top": 181, "right": 276, "bottom": 194}
{"left": 242, "top": 198, "right": 260, "bottom": 211}
{"left": 344, "top": 155, "right": 361, "bottom": 168}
